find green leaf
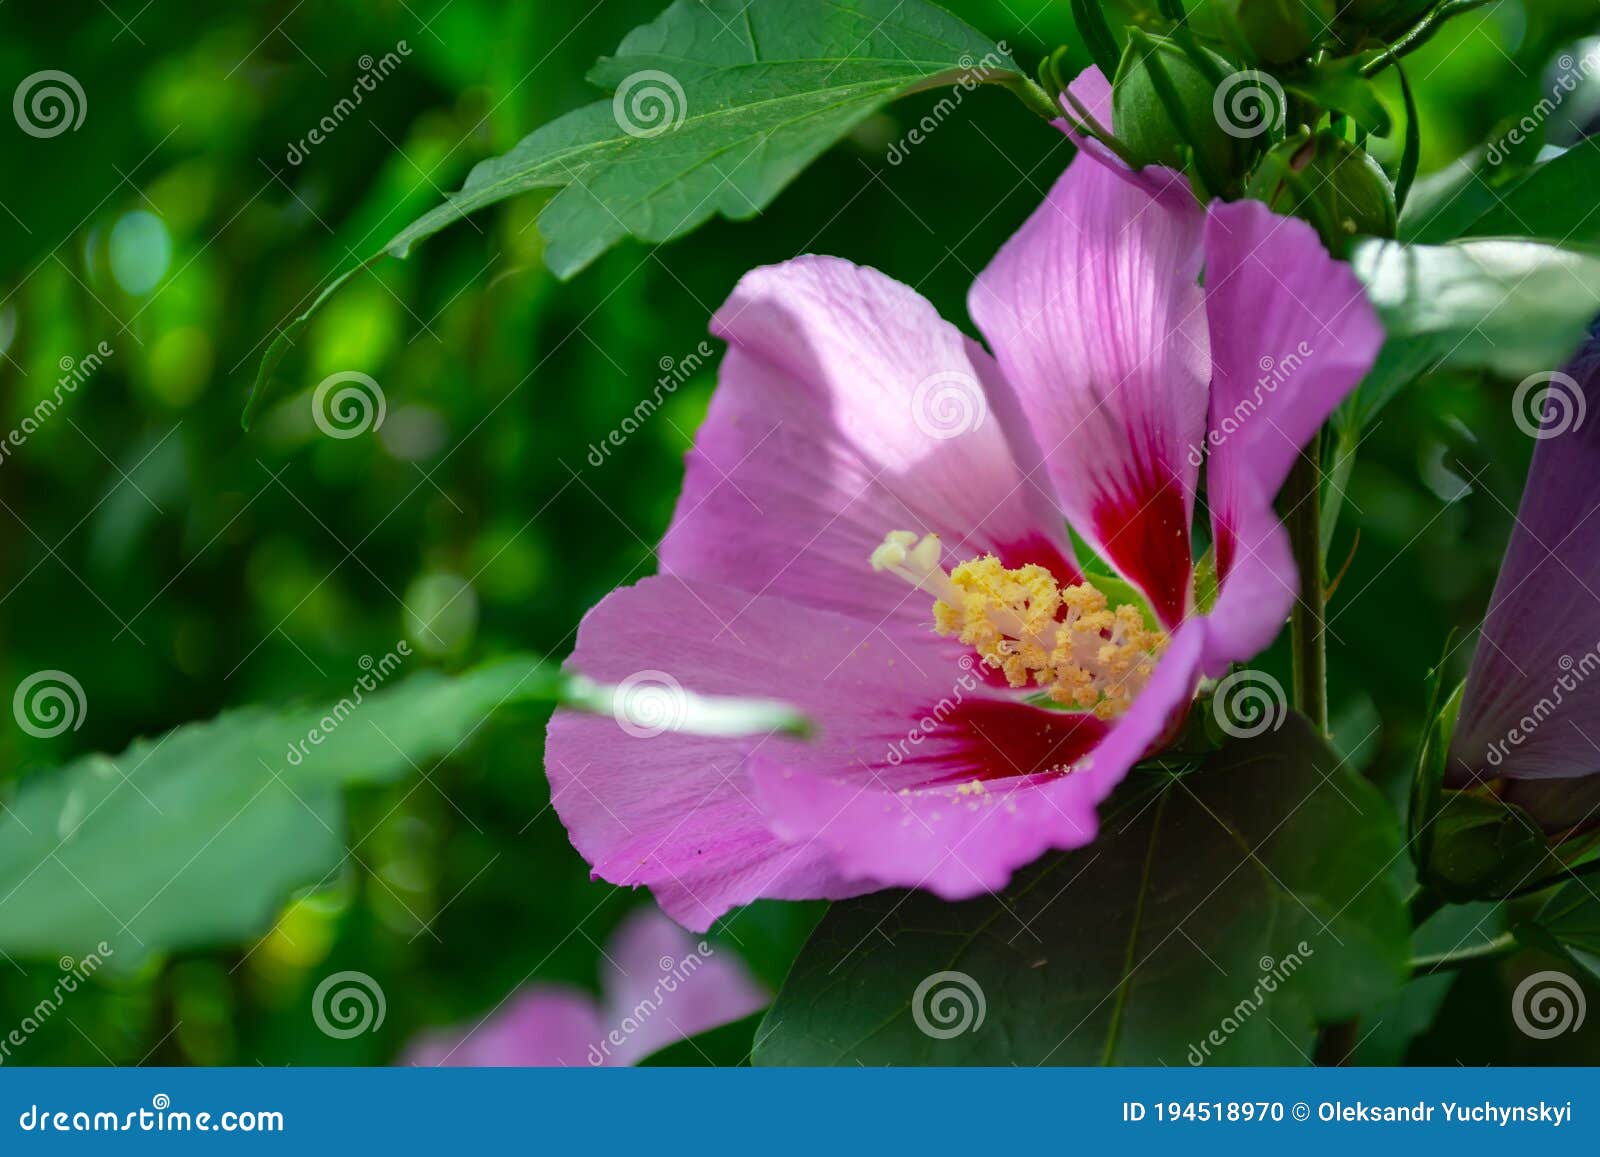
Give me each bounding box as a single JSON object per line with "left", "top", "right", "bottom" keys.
{"left": 1285, "top": 63, "right": 1392, "bottom": 138}
{"left": 1404, "top": 139, "right": 1600, "bottom": 247}
{"left": 754, "top": 714, "right": 1409, "bottom": 1065}
{"left": 636, "top": 1010, "right": 764, "bottom": 1066}
{"left": 0, "top": 657, "right": 808, "bottom": 967}
{"left": 1525, "top": 880, "right": 1600, "bottom": 981}
{"left": 1341, "top": 234, "right": 1600, "bottom": 428}
{"left": 246, "top": 0, "right": 1026, "bottom": 426}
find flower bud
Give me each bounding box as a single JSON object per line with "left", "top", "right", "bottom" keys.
{"left": 1112, "top": 35, "right": 1244, "bottom": 194}
{"left": 1245, "top": 129, "right": 1396, "bottom": 254}
{"left": 1208, "top": 0, "right": 1337, "bottom": 64}
{"left": 1336, "top": 0, "right": 1434, "bottom": 39}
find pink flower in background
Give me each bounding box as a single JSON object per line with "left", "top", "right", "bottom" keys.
{"left": 403, "top": 907, "right": 765, "bottom": 1067}
{"left": 1448, "top": 327, "right": 1600, "bottom": 834}
{"left": 544, "top": 67, "right": 1383, "bottom": 930}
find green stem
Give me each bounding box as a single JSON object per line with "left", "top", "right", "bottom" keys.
{"left": 1360, "top": 0, "right": 1497, "bottom": 78}
{"left": 1410, "top": 931, "right": 1519, "bottom": 976}
{"left": 1007, "top": 74, "right": 1068, "bottom": 121}
{"left": 1287, "top": 439, "right": 1328, "bottom": 735}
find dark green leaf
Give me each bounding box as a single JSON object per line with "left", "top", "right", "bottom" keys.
{"left": 636, "top": 1010, "right": 764, "bottom": 1066}
{"left": 246, "top": 0, "right": 1026, "bottom": 424}
{"left": 1341, "top": 234, "right": 1600, "bottom": 427}
{"left": 0, "top": 658, "right": 807, "bottom": 967}
{"left": 1405, "top": 139, "right": 1600, "bottom": 247}
{"left": 1286, "top": 63, "right": 1392, "bottom": 138}
{"left": 754, "top": 714, "right": 1409, "bottom": 1065}
{"left": 1526, "top": 879, "right": 1600, "bottom": 981}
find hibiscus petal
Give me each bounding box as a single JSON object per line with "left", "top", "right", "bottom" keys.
{"left": 1450, "top": 338, "right": 1600, "bottom": 787}
{"left": 969, "top": 121, "right": 1209, "bottom": 628}
{"left": 1201, "top": 200, "right": 1384, "bottom": 589}
{"left": 751, "top": 619, "right": 1205, "bottom": 897}
{"left": 660, "top": 256, "right": 1075, "bottom": 634}
{"left": 546, "top": 574, "right": 969, "bottom": 929}
{"left": 595, "top": 907, "right": 768, "bottom": 1065}
{"left": 402, "top": 988, "right": 603, "bottom": 1067}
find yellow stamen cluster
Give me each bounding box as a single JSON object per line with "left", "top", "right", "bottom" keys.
{"left": 871, "top": 530, "right": 1167, "bottom": 720}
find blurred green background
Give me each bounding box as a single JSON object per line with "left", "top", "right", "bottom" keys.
{"left": 0, "top": 0, "right": 1596, "bottom": 1065}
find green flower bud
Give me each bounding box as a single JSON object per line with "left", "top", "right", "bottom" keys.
{"left": 1246, "top": 129, "right": 1396, "bottom": 254}
{"left": 1335, "top": 0, "right": 1434, "bottom": 40}
{"left": 1112, "top": 34, "right": 1244, "bottom": 194}
{"left": 1208, "top": 0, "right": 1337, "bottom": 65}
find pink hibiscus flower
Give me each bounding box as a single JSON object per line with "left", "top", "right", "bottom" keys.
{"left": 545, "top": 69, "right": 1384, "bottom": 930}
{"left": 402, "top": 907, "right": 766, "bottom": 1066}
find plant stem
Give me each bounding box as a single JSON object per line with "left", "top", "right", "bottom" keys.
{"left": 1287, "top": 439, "right": 1328, "bottom": 735}
{"left": 1360, "top": 0, "right": 1497, "bottom": 78}
{"left": 1410, "top": 931, "right": 1519, "bottom": 976}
